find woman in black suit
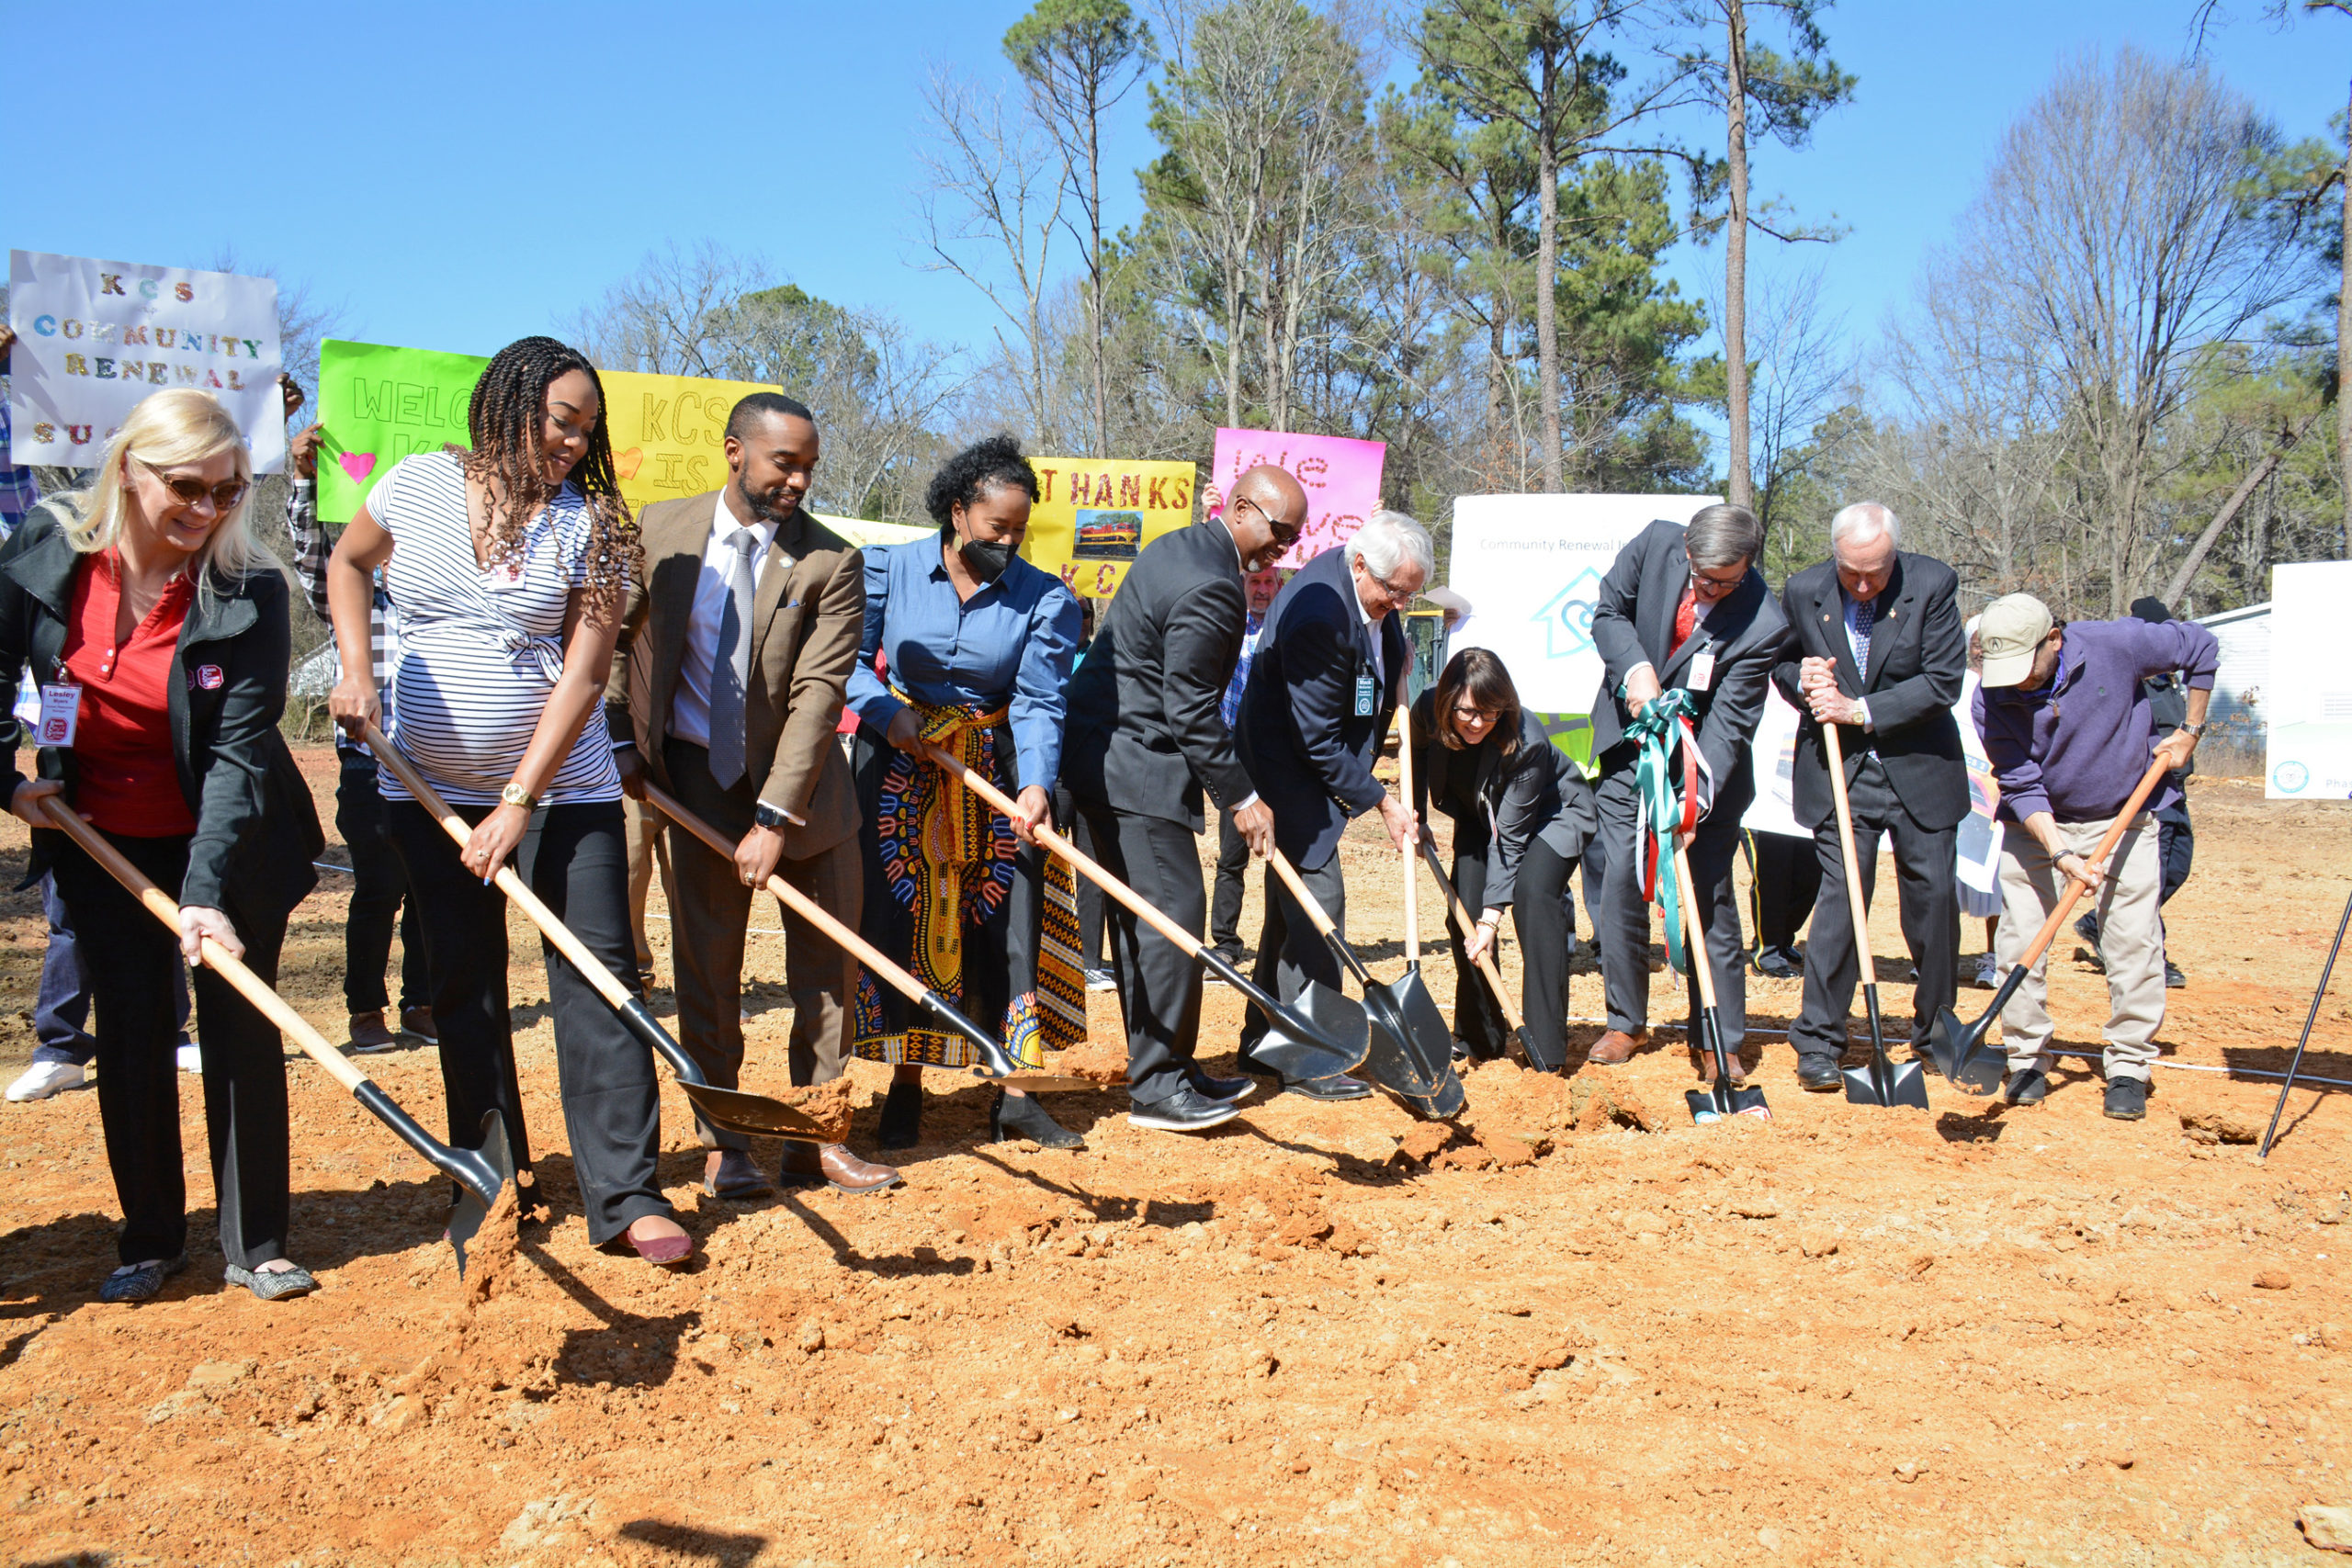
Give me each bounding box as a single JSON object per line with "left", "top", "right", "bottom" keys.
{"left": 1408, "top": 648, "right": 1595, "bottom": 1071}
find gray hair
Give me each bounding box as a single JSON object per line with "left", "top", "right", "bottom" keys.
{"left": 1343, "top": 509, "right": 1436, "bottom": 582}
{"left": 1683, "top": 503, "right": 1763, "bottom": 572}
{"left": 1830, "top": 501, "right": 1901, "bottom": 551}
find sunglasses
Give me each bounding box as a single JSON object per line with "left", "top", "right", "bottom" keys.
{"left": 138, "top": 461, "right": 248, "bottom": 512}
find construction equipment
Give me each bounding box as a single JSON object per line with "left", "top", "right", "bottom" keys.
{"left": 1675, "top": 840, "right": 1770, "bottom": 1123}
{"left": 1822, "top": 724, "right": 1929, "bottom": 1110}
{"left": 42, "top": 798, "right": 513, "bottom": 1274}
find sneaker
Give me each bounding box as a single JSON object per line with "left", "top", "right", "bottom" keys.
{"left": 399, "top": 1007, "right": 439, "bottom": 1043}
{"left": 1086, "top": 969, "right": 1118, "bottom": 993}
{"left": 346, "top": 1010, "right": 400, "bottom": 1054}
{"left": 1128, "top": 1084, "right": 1241, "bottom": 1134}
{"left": 6, "top": 1060, "right": 86, "bottom": 1101}
{"left": 175, "top": 1044, "right": 202, "bottom": 1074}
{"left": 2074, "top": 912, "right": 2100, "bottom": 946}
{"left": 2003, "top": 1068, "right": 2050, "bottom": 1106}
{"left": 1973, "top": 953, "right": 2000, "bottom": 989}
{"left": 2165, "top": 962, "right": 2186, "bottom": 988}
{"left": 2103, "top": 1076, "right": 2149, "bottom": 1121}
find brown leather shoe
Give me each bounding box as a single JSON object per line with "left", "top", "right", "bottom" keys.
{"left": 781, "top": 1143, "right": 902, "bottom": 1197}
{"left": 703, "top": 1148, "right": 775, "bottom": 1201}
{"left": 1689, "top": 1044, "right": 1748, "bottom": 1085}
{"left": 398, "top": 1006, "right": 438, "bottom": 1043}
{"left": 346, "top": 1010, "right": 399, "bottom": 1054}
{"left": 1585, "top": 1029, "right": 1647, "bottom": 1066}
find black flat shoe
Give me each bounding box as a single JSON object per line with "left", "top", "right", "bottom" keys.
{"left": 1187, "top": 1068, "right": 1255, "bottom": 1104}
{"left": 989, "top": 1087, "right": 1082, "bottom": 1149}
{"left": 1129, "top": 1085, "right": 1241, "bottom": 1134}
{"left": 877, "top": 1081, "right": 923, "bottom": 1149}
{"left": 1238, "top": 1049, "right": 1372, "bottom": 1100}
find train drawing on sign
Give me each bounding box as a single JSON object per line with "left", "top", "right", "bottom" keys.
{"left": 1073, "top": 508, "right": 1144, "bottom": 560}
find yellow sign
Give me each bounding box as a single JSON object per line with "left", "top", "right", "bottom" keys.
{"left": 1019, "top": 457, "right": 1198, "bottom": 598}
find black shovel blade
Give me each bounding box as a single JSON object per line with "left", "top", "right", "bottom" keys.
{"left": 679, "top": 1080, "right": 832, "bottom": 1143}
{"left": 446, "top": 1110, "right": 516, "bottom": 1278}
{"left": 1843, "top": 1057, "right": 1931, "bottom": 1110}
{"left": 1250, "top": 982, "right": 1371, "bottom": 1081}
{"left": 1928, "top": 1005, "right": 2007, "bottom": 1096}
{"left": 1364, "top": 964, "right": 1464, "bottom": 1119}
{"left": 1685, "top": 1082, "right": 1772, "bottom": 1123}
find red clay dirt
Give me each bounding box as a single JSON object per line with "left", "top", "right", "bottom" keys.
{"left": 1, "top": 752, "right": 2348, "bottom": 1567}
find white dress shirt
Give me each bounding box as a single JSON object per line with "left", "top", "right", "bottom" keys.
{"left": 669, "top": 489, "right": 783, "bottom": 750}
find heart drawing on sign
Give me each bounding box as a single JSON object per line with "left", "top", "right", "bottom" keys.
{"left": 338, "top": 452, "right": 377, "bottom": 484}
{"left": 614, "top": 447, "right": 646, "bottom": 479}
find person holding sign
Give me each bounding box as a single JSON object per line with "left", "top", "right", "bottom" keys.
{"left": 0, "top": 388, "right": 323, "bottom": 1303}
{"left": 1063, "top": 463, "right": 1306, "bottom": 1131}
{"left": 1583, "top": 507, "right": 1789, "bottom": 1079}
{"left": 1772, "top": 503, "right": 1969, "bottom": 1092}
{"left": 326, "top": 336, "right": 694, "bottom": 1267}
{"left": 844, "top": 435, "right": 1085, "bottom": 1150}
{"left": 1232, "top": 510, "right": 1431, "bottom": 1099}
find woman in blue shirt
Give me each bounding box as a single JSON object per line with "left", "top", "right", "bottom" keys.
{"left": 845, "top": 436, "right": 1086, "bottom": 1149}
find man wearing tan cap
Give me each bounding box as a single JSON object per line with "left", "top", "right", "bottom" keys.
{"left": 1972, "top": 592, "right": 2217, "bottom": 1118}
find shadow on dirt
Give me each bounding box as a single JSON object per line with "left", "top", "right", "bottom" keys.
{"left": 617, "top": 1519, "right": 771, "bottom": 1566}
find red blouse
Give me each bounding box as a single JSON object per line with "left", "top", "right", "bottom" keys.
{"left": 60, "top": 550, "right": 198, "bottom": 838}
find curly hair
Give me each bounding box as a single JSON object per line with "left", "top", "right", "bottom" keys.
{"left": 459, "top": 335, "right": 637, "bottom": 605}
{"left": 924, "top": 434, "right": 1039, "bottom": 533}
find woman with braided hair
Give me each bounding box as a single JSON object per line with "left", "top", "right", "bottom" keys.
{"left": 844, "top": 434, "right": 1088, "bottom": 1150}
{"left": 325, "top": 336, "right": 695, "bottom": 1267}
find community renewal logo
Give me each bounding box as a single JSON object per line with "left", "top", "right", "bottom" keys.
{"left": 1532, "top": 570, "right": 1602, "bottom": 660}
{"left": 2272, "top": 759, "right": 2310, "bottom": 795}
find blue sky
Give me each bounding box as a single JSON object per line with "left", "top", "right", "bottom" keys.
{"left": 9, "top": 1, "right": 2344, "bottom": 445}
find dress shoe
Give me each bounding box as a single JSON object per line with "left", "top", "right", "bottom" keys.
{"left": 2074, "top": 913, "right": 2100, "bottom": 946}
{"left": 1238, "top": 1050, "right": 1373, "bottom": 1100}
{"left": 1689, "top": 1045, "right": 1748, "bottom": 1085}
{"left": 624, "top": 1216, "right": 694, "bottom": 1267}
{"left": 876, "top": 1081, "right": 923, "bottom": 1149}
{"left": 2004, "top": 1068, "right": 2050, "bottom": 1106}
{"left": 1186, "top": 1068, "right": 1254, "bottom": 1104}
{"left": 1797, "top": 1055, "right": 1843, "bottom": 1092}
{"left": 2102, "top": 1076, "right": 2150, "bottom": 1121}
{"left": 2165, "top": 961, "right": 2187, "bottom": 988}
{"left": 347, "top": 1010, "right": 400, "bottom": 1054}
{"left": 780, "top": 1142, "right": 902, "bottom": 1195}
{"left": 702, "top": 1148, "right": 775, "bottom": 1201}
{"left": 1752, "top": 946, "right": 1804, "bottom": 979}
{"left": 989, "top": 1088, "right": 1083, "bottom": 1149}
{"left": 1129, "top": 1084, "right": 1241, "bottom": 1134}
{"left": 1585, "top": 1029, "right": 1646, "bottom": 1066}
{"left": 400, "top": 1006, "right": 439, "bottom": 1043}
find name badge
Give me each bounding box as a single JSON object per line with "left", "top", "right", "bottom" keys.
{"left": 1685, "top": 649, "right": 1716, "bottom": 694}
{"left": 1353, "top": 675, "right": 1376, "bottom": 717}
{"left": 38, "top": 682, "right": 82, "bottom": 747}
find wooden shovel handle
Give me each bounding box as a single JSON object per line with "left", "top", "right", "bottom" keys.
{"left": 363, "top": 725, "right": 632, "bottom": 1013}
{"left": 1393, "top": 725, "right": 1421, "bottom": 964}
{"left": 1416, "top": 828, "right": 1525, "bottom": 1031}
{"left": 1821, "top": 723, "right": 1878, "bottom": 988}
{"left": 1265, "top": 846, "right": 1343, "bottom": 940}
{"left": 39, "top": 799, "right": 368, "bottom": 1096}
{"left": 1671, "top": 842, "right": 1720, "bottom": 1013}
{"left": 914, "top": 739, "right": 1213, "bottom": 962}
{"left": 2012, "top": 756, "right": 2172, "bottom": 970}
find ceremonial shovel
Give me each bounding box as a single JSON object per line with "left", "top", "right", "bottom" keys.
{"left": 1821, "top": 725, "right": 1928, "bottom": 1110}
{"left": 364, "top": 727, "right": 832, "bottom": 1141}
{"left": 1673, "top": 841, "right": 1770, "bottom": 1123}
{"left": 2260, "top": 878, "right": 2352, "bottom": 1160}
{"left": 1927, "top": 756, "right": 2171, "bottom": 1096}
{"left": 643, "top": 782, "right": 1091, "bottom": 1093}
{"left": 1415, "top": 828, "right": 1542, "bottom": 1066}
{"left": 41, "top": 798, "right": 513, "bottom": 1274}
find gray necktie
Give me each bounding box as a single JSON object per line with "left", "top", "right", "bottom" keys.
{"left": 707, "top": 526, "right": 760, "bottom": 788}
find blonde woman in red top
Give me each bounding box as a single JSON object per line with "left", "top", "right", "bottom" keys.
{"left": 0, "top": 389, "right": 322, "bottom": 1303}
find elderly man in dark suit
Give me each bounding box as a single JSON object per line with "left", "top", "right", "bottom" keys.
{"left": 1064, "top": 465, "right": 1307, "bottom": 1133}
{"left": 605, "top": 392, "right": 899, "bottom": 1199}
{"left": 1233, "top": 510, "right": 1430, "bottom": 1099}
{"left": 1774, "top": 502, "right": 1968, "bottom": 1089}
{"left": 1585, "top": 504, "right": 1789, "bottom": 1077}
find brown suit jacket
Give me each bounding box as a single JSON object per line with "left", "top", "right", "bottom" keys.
{"left": 605, "top": 491, "right": 864, "bottom": 860}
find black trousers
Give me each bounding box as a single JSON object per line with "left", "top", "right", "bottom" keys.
{"left": 1594, "top": 765, "right": 1748, "bottom": 1050}
{"left": 1053, "top": 785, "right": 1107, "bottom": 970}
{"left": 1078, "top": 804, "right": 1207, "bottom": 1104}
{"left": 1747, "top": 829, "right": 1820, "bottom": 956}
{"left": 2156, "top": 798, "right": 2192, "bottom": 907}
{"left": 48, "top": 829, "right": 290, "bottom": 1269}
{"left": 336, "top": 750, "right": 427, "bottom": 1015}
{"left": 386, "top": 796, "right": 669, "bottom": 1246}
{"left": 1446, "top": 838, "right": 1576, "bottom": 1069}
{"left": 1238, "top": 849, "right": 1350, "bottom": 1054}
{"left": 1209, "top": 806, "right": 1251, "bottom": 954}
{"left": 1788, "top": 754, "right": 1960, "bottom": 1061}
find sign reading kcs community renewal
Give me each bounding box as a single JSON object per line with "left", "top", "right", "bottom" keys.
{"left": 316, "top": 339, "right": 785, "bottom": 523}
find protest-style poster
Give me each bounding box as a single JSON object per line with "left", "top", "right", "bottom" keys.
{"left": 8, "top": 250, "right": 285, "bottom": 472}
{"left": 1019, "top": 457, "right": 1198, "bottom": 598}
{"left": 2264, "top": 558, "right": 2352, "bottom": 801}
{"left": 316, "top": 339, "right": 786, "bottom": 523}
{"left": 1445, "top": 493, "right": 1715, "bottom": 771}
{"left": 1204, "top": 427, "right": 1384, "bottom": 568}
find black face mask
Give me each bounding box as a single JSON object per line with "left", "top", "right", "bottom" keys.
{"left": 959, "top": 536, "right": 1015, "bottom": 583}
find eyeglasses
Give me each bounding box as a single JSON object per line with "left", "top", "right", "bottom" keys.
{"left": 1452, "top": 704, "right": 1498, "bottom": 726}
{"left": 1684, "top": 556, "right": 1747, "bottom": 594}
{"left": 138, "top": 461, "right": 247, "bottom": 512}
{"left": 1368, "top": 568, "right": 1419, "bottom": 603}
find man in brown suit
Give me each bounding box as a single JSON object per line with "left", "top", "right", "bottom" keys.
{"left": 605, "top": 392, "right": 899, "bottom": 1197}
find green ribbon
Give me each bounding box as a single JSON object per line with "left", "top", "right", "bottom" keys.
{"left": 1625, "top": 688, "right": 1700, "bottom": 976}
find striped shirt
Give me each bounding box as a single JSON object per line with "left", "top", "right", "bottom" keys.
{"left": 367, "top": 451, "right": 620, "bottom": 807}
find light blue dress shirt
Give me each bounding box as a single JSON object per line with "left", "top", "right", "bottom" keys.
{"left": 846, "top": 538, "right": 1081, "bottom": 791}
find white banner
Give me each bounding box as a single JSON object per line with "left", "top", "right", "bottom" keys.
{"left": 1742, "top": 684, "right": 1806, "bottom": 839}
{"left": 2265, "top": 559, "right": 2352, "bottom": 801}
{"left": 7, "top": 250, "right": 285, "bottom": 473}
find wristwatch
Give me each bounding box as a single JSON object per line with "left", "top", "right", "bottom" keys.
{"left": 2180, "top": 722, "right": 2206, "bottom": 738}
{"left": 753, "top": 800, "right": 803, "bottom": 832}
{"left": 500, "top": 781, "right": 537, "bottom": 810}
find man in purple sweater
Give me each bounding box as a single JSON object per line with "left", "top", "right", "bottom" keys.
{"left": 1973, "top": 593, "right": 2216, "bottom": 1119}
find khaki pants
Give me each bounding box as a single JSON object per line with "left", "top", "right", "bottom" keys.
{"left": 623, "top": 795, "right": 673, "bottom": 975}
{"left": 1995, "top": 813, "right": 2163, "bottom": 1081}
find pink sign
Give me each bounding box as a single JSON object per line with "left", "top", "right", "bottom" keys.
{"left": 1206, "top": 427, "right": 1386, "bottom": 569}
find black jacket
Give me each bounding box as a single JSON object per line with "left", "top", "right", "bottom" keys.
{"left": 0, "top": 501, "right": 321, "bottom": 919}
{"left": 1770, "top": 552, "right": 1969, "bottom": 832}
{"left": 1588, "top": 518, "right": 1788, "bottom": 815}
{"left": 1408, "top": 692, "right": 1598, "bottom": 908}
{"left": 1236, "top": 546, "right": 1408, "bottom": 869}
{"left": 1062, "top": 519, "right": 1255, "bottom": 829}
